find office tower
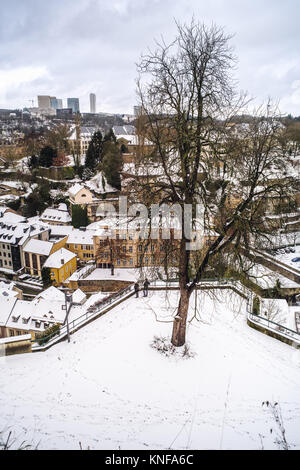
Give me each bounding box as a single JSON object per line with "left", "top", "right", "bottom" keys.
{"left": 50, "top": 98, "right": 63, "bottom": 110}
{"left": 38, "top": 95, "right": 51, "bottom": 109}
{"left": 90, "top": 93, "right": 96, "bottom": 113}
{"left": 67, "top": 98, "right": 80, "bottom": 113}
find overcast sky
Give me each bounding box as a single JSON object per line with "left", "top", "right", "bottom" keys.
{"left": 0, "top": 0, "right": 299, "bottom": 115}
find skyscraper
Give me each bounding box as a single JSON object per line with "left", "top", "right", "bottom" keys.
{"left": 50, "top": 98, "right": 63, "bottom": 110}
{"left": 38, "top": 95, "right": 51, "bottom": 109}
{"left": 67, "top": 98, "right": 80, "bottom": 113}
{"left": 90, "top": 93, "right": 96, "bottom": 113}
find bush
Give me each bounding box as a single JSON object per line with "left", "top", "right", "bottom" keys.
{"left": 62, "top": 167, "right": 75, "bottom": 180}
{"left": 150, "top": 335, "right": 195, "bottom": 359}
{"left": 35, "top": 323, "right": 61, "bottom": 346}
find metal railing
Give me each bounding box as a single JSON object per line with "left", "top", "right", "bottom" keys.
{"left": 31, "top": 284, "right": 134, "bottom": 351}
{"left": 31, "top": 277, "right": 300, "bottom": 352}
{"left": 150, "top": 277, "right": 300, "bottom": 346}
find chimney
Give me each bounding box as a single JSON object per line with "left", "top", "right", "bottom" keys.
{"left": 61, "top": 259, "right": 65, "bottom": 265}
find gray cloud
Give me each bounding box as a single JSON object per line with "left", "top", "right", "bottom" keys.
{"left": 0, "top": 0, "right": 299, "bottom": 115}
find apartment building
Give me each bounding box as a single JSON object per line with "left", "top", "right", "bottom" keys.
{"left": 0, "top": 212, "right": 50, "bottom": 273}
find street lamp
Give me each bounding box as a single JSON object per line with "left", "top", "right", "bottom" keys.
{"left": 62, "top": 289, "right": 73, "bottom": 343}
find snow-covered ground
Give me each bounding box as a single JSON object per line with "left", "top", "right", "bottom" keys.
{"left": 1, "top": 290, "right": 300, "bottom": 450}
{"left": 273, "top": 248, "right": 300, "bottom": 271}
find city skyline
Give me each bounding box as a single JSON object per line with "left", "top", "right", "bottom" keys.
{"left": 0, "top": 0, "right": 299, "bottom": 115}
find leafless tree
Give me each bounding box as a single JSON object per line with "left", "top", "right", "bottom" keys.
{"left": 135, "top": 19, "right": 295, "bottom": 346}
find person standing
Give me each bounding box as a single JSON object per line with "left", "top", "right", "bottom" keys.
{"left": 134, "top": 282, "right": 139, "bottom": 298}
{"left": 143, "top": 278, "right": 150, "bottom": 297}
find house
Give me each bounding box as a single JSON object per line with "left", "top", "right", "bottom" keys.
{"left": 68, "top": 184, "right": 93, "bottom": 205}
{"left": 40, "top": 203, "right": 71, "bottom": 226}
{"left": 72, "top": 288, "right": 87, "bottom": 305}
{"left": 69, "top": 126, "right": 101, "bottom": 155}
{"left": 66, "top": 229, "right": 94, "bottom": 261}
{"left": 43, "top": 248, "right": 77, "bottom": 286}
{"left": 0, "top": 281, "right": 23, "bottom": 337}
{"left": 0, "top": 286, "right": 67, "bottom": 339}
{"left": 68, "top": 180, "right": 118, "bottom": 222}
{"left": 22, "top": 236, "right": 67, "bottom": 278}
{"left": 0, "top": 214, "right": 50, "bottom": 273}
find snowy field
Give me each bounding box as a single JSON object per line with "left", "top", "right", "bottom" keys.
{"left": 1, "top": 290, "right": 300, "bottom": 450}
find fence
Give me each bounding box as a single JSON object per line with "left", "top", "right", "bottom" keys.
{"left": 31, "top": 277, "right": 300, "bottom": 352}
{"left": 150, "top": 277, "right": 300, "bottom": 347}
{"left": 31, "top": 284, "right": 134, "bottom": 352}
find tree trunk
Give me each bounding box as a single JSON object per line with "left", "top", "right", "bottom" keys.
{"left": 171, "top": 287, "right": 191, "bottom": 347}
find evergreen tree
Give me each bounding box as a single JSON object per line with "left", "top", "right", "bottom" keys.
{"left": 72, "top": 205, "right": 89, "bottom": 228}
{"left": 42, "top": 267, "right": 52, "bottom": 287}
{"left": 29, "top": 155, "right": 39, "bottom": 168}
{"left": 85, "top": 131, "right": 103, "bottom": 170}
{"left": 102, "top": 142, "right": 123, "bottom": 190}
{"left": 39, "top": 146, "right": 56, "bottom": 168}
{"left": 104, "top": 128, "right": 117, "bottom": 144}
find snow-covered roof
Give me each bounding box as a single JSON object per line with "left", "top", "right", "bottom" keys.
{"left": 68, "top": 183, "right": 85, "bottom": 197}
{"left": 49, "top": 225, "right": 74, "bottom": 237}
{"left": 85, "top": 172, "right": 118, "bottom": 194}
{"left": 0, "top": 295, "right": 18, "bottom": 326}
{"left": 113, "top": 125, "right": 136, "bottom": 136}
{"left": 23, "top": 239, "right": 53, "bottom": 256}
{"left": 35, "top": 286, "right": 65, "bottom": 302}
{"left": 67, "top": 229, "right": 94, "bottom": 245}
{"left": 72, "top": 288, "right": 86, "bottom": 304}
{"left": 43, "top": 248, "right": 76, "bottom": 269}
{"left": 41, "top": 207, "right": 71, "bottom": 224}
{"left": 1, "top": 211, "right": 26, "bottom": 224}
{"left": 58, "top": 203, "right": 68, "bottom": 212}
{"left": 0, "top": 219, "right": 48, "bottom": 246}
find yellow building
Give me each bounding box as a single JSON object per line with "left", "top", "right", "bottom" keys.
{"left": 43, "top": 248, "right": 77, "bottom": 286}
{"left": 66, "top": 229, "right": 94, "bottom": 262}
{"left": 23, "top": 237, "right": 67, "bottom": 278}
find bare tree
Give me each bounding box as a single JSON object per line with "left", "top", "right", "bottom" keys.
{"left": 135, "top": 19, "right": 294, "bottom": 347}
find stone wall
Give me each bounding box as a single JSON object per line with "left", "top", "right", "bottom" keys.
{"left": 77, "top": 279, "right": 132, "bottom": 292}
{"left": 0, "top": 335, "right": 32, "bottom": 357}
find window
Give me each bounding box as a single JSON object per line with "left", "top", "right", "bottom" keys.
{"left": 25, "top": 252, "right": 30, "bottom": 267}
{"left": 9, "top": 330, "right": 15, "bottom": 337}
{"left": 122, "top": 246, "right": 126, "bottom": 253}
{"left": 129, "top": 258, "right": 133, "bottom": 265}
{"left": 129, "top": 246, "right": 133, "bottom": 253}
{"left": 117, "top": 259, "right": 121, "bottom": 265}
